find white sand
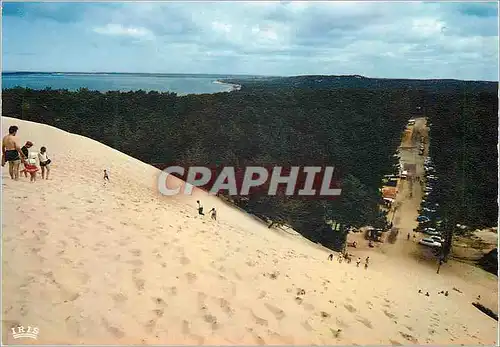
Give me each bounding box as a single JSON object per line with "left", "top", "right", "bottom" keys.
{"left": 2, "top": 117, "right": 498, "bottom": 345}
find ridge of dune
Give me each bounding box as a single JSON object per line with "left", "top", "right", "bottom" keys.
{"left": 2, "top": 117, "right": 498, "bottom": 345}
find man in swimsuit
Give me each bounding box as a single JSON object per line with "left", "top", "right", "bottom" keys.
{"left": 2, "top": 126, "right": 27, "bottom": 180}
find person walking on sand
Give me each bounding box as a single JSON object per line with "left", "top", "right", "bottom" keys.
{"left": 20, "top": 141, "right": 34, "bottom": 178}
{"left": 356, "top": 257, "right": 361, "bottom": 267}
{"left": 208, "top": 207, "right": 217, "bottom": 221}
{"left": 407, "top": 233, "right": 410, "bottom": 240}
{"left": 328, "top": 254, "right": 333, "bottom": 261}
{"left": 197, "top": 200, "right": 205, "bottom": 216}
{"left": 2, "top": 125, "right": 27, "bottom": 180}
{"left": 38, "top": 146, "right": 51, "bottom": 180}
{"left": 104, "top": 169, "right": 110, "bottom": 182}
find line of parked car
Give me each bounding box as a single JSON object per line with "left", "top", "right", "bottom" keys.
{"left": 416, "top": 156, "right": 444, "bottom": 248}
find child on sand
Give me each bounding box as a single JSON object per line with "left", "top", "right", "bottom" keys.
{"left": 38, "top": 146, "right": 51, "bottom": 180}
{"left": 23, "top": 162, "right": 39, "bottom": 182}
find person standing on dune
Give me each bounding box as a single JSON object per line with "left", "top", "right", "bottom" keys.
{"left": 197, "top": 200, "right": 205, "bottom": 216}
{"left": 20, "top": 141, "right": 34, "bottom": 178}
{"left": 2, "top": 125, "right": 27, "bottom": 180}
{"left": 38, "top": 146, "right": 51, "bottom": 180}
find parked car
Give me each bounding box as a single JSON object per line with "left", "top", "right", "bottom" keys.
{"left": 424, "top": 230, "right": 441, "bottom": 236}
{"left": 430, "top": 235, "right": 444, "bottom": 243}
{"left": 417, "top": 215, "right": 431, "bottom": 223}
{"left": 419, "top": 238, "right": 442, "bottom": 248}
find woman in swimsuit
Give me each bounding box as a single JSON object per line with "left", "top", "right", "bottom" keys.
{"left": 38, "top": 146, "right": 51, "bottom": 180}
{"left": 20, "top": 141, "right": 34, "bottom": 178}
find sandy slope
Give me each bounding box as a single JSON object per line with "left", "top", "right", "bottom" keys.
{"left": 2, "top": 117, "right": 498, "bottom": 345}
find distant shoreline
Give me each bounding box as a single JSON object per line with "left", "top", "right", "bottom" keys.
{"left": 213, "top": 80, "right": 242, "bottom": 92}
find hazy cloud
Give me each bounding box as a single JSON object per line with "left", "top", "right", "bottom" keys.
{"left": 2, "top": 1, "right": 498, "bottom": 80}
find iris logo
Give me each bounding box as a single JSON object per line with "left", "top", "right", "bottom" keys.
{"left": 11, "top": 325, "right": 39, "bottom": 340}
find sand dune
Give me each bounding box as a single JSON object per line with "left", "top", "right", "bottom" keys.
{"left": 2, "top": 117, "right": 498, "bottom": 345}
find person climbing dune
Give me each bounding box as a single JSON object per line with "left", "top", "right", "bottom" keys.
{"left": 197, "top": 200, "right": 205, "bottom": 215}
{"left": 208, "top": 207, "right": 217, "bottom": 221}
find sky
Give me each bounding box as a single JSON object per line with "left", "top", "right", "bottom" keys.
{"left": 2, "top": 1, "right": 499, "bottom": 80}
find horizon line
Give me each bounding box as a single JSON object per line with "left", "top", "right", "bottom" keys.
{"left": 2, "top": 71, "right": 498, "bottom": 83}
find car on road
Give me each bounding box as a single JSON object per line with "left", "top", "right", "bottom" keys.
{"left": 419, "top": 237, "right": 442, "bottom": 248}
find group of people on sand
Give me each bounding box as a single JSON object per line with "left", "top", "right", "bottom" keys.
{"left": 328, "top": 252, "right": 370, "bottom": 269}
{"left": 197, "top": 200, "right": 217, "bottom": 221}
{"left": 2, "top": 125, "right": 51, "bottom": 182}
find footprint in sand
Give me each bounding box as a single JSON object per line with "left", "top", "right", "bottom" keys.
{"left": 119, "top": 239, "right": 130, "bottom": 246}
{"left": 320, "top": 311, "right": 331, "bottom": 318}
{"left": 384, "top": 310, "right": 397, "bottom": 319}
{"left": 203, "top": 314, "right": 219, "bottom": 330}
{"left": 247, "top": 328, "right": 266, "bottom": 345}
{"left": 336, "top": 318, "right": 349, "bottom": 329}
{"left": 133, "top": 277, "right": 145, "bottom": 291}
{"left": 102, "top": 318, "right": 125, "bottom": 338}
{"left": 185, "top": 272, "right": 197, "bottom": 284}
{"left": 302, "top": 302, "right": 315, "bottom": 311}
{"left": 152, "top": 297, "right": 167, "bottom": 307}
{"left": 153, "top": 308, "right": 164, "bottom": 318}
{"left": 399, "top": 331, "right": 418, "bottom": 344}
{"left": 144, "top": 319, "right": 156, "bottom": 333}
{"left": 216, "top": 297, "right": 234, "bottom": 316}
{"left": 198, "top": 292, "right": 207, "bottom": 308}
{"left": 264, "top": 303, "right": 286, "bottom": 320}
{"left": 344, "top": 303, "right": 357, "bottom": 313}
{"left": 356, "top": 316, "right": 373, "bottom": 329}
{"left": 301, "top": 320, "right": 313, "bottom": 332}
{"left": 250, "top": 311, "right": 269, "bottom": 327}
{"left": 182, "top": 320, "right": 205, "bottom": 345}
{"left": 111, "top": 292, "right": 128, "bottom": 304}
{"left": 168, "top": 286, "right": 177, "bottom": 296}
{"left": 179, "top": 256, "right": 191, "bottom": 265}
{"left": 129, "top": 249, "right": 142, "bottom": 257}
